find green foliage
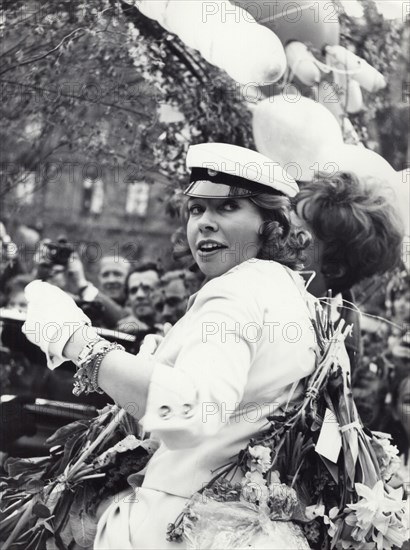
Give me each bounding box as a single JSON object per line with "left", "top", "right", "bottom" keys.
{"left": 0, "top": 0, "right": 253, "bottom": 218}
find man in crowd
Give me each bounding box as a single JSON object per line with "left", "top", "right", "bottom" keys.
{"left": 97, "top": 255, "right": 129, "bottom": 306}
{"left": 68, "top": 253, "right": 131, "bottom": 328}
{"left": 156, "top": 270, "right": 189, "bottom": 325}
{"left": 116, "top": 261, "right": 161, "bottom": 334}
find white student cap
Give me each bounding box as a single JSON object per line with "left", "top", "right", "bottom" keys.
{"left": 184, "top": 143, "right": 298, "bottom": 198}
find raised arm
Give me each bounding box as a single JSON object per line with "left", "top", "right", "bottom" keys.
{"left": 23, "top": 278, "right": 260, "bottom": 449}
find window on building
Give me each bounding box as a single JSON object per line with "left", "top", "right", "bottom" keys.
{"left": 125, "top": 181, "right": 150, "bottom": 216}
{"left": 16, "top": 171, "right": 36, "bottom": 205}
{"left": 82, "top": 177, "right": 104, "bottom": 215}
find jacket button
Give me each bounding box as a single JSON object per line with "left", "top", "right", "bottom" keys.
{"left": 182, "top": 403, "right": 194, "bottom": 418}
{"left": 158, "top": 405, "right": 172, "bottom": 419}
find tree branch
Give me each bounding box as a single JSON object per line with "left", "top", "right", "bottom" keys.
{"left": 0, "top": 79, "right": 153, "bottom": 120}
{"left": 0, "top": 28, "right": 88, "bottom": 77}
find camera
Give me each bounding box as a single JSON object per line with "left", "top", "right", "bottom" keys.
{"left": 36, "top": 237, "right": 74, "bottom": 280}
{"left": 43, "top": 237, "right": 73, "bottom": 267}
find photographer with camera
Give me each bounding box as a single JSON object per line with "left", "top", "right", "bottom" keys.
{"left": 32, "top": 237, "right": 130, "bottom": 328}
{"left": 33, "top": 237, "right": 75, "bottom": 292}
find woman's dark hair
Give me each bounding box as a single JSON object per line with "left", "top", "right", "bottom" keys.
{"left": 173, "top": 192, "right": 310, "bottom": 271}
{"left": 294, "top": 171, "right": 404, "bottom": 293}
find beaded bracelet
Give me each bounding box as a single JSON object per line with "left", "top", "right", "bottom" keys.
{"left": 72, "top": 341, "right": 125, "bottom": 396}
{"left": 89, "top": 342, "right": 125, "bottom": 394}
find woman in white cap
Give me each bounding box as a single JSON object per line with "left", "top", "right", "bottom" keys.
{"left": 23, "top": 143, "right": 317, "bottom": 549}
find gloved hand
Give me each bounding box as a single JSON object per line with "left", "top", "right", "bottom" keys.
{"left": 22, "top": 280, "right": 92, "bottom": 369}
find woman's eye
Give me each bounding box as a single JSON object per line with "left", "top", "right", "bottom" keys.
{"left": 222, "top": 200, "right": 239, "bottom": 211}
{"left": 188, "top": 205, "right": 203, "bottom": 215}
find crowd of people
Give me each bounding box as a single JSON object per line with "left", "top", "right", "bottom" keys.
{"left": 0, "top": 226, "right": 204, "bottom": 405}
{"left": 0, "top": 167, "right": 408, "bottom": 425}
{"left": 0, "top": 237, "right": 204, "bottom": 334}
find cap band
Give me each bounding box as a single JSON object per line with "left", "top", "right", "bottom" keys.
{"left": 184, "top": 167, "right": 280, "bottom": 198}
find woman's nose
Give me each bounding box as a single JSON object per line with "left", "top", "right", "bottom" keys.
{"left": 198, "top": 212, "right": 218, "bottom": 232}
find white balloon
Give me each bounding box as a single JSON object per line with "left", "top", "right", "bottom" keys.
{"left": 135, "top": 0, "right": 286, "bottom": 85}
{"left": 352, "top": 66, "right": 386, "bottom": 94}
{"left": 317, "top": 144, "right": 395, "bottom": 182}
{"left": 330, "top": 72, "right": 364, "bottom": 114}
{"left": 316, "top": 144, "right": 398, "bottom": 195}
{"left": 340, "top": 0, "right": 364, "bottom": 18}
{"left": 253, "top": 95, "right": 343, "bottom": 181}
{"left": 326, "top": 45, "right": 386, "bottom": 93}
{"left": 376, "top": 1, "right": 407, "bottom": 20}
{"left": 346, "top": 79, "right": 364, "bottom": 114}
{"left": 285, "top": 42, "right": 321, "bottom": 87}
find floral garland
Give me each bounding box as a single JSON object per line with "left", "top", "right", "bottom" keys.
{"left": 0, "top": 405, "right": 158, "bottom": 550}
{"left": 1, "top": 311, "right": 408, "bottom": 549}
{"left": 166, "top": 309, "right": 409, "bottom": 549}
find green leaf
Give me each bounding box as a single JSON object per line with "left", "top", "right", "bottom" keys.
{"left": 56, "top": 514, "right": 73, "bottom": 549}
{"left": 69, "top": 485, "right": 98, "bottom": 547}
{"left": 51, "top": 488, "right": 75, "bottom": 534}
{"left": 46, "top": 420, "right": 91, "bottom": 448}
{"left": 5, "top": 457, "right": 49, "bottom": 479}
{"left": 33, "top": 502, "right": 51, "bottom": 518}
{"left": 23, "top": 479, "right": 46, "bottom": 493}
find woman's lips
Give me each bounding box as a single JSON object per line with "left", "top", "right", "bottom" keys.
{"left": 197, "top": 248, "right": 227, "bottom": 259}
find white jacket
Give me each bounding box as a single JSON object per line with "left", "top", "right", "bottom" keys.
{"left": 141, "top": 259, "right": 317, "bottom": 498}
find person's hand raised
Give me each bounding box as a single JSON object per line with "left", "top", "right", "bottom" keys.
{"left": 66, "top": 252, "right": 88, "bottom": 292}
{"left": 22, "top": 280, "right": 92, "bottom": 369}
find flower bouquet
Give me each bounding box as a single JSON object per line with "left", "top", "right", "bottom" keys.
{"left": 168, "top": 303, "right": 409, "bottom": 549}
{"left": 0, "top": 404, "right": 158, "bottom": 550}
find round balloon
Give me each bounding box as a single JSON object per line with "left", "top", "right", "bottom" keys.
{"left": 285, "top": 41, "right": 321, "bottom": 86}
{"left": 317, "top": 145, "right": 408, "bottom": 231}
{"left": 394, "top": 169, "right": 410, "bottom": 249}
{"left": 252, "top": 94, "right": 343, "bottom": 181}
{"left": 233, "top": 0, "right": 340, "bottom": 50}
{"left": 136, "top": 0, "right": 287, "bottom": 85}
{"left": 317, "top": 144, "right": 397, "bottom": 184}
{"left": 345, "top": 79, "right": 364, "bottom": 113}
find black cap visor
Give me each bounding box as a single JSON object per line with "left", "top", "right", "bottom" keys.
{"left": 184, "top": 167, "right": 277, "bottom": 198}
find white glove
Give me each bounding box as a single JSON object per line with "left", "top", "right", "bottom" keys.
{"left": 22, "top": 280, "right": 91, "bottom": 369}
